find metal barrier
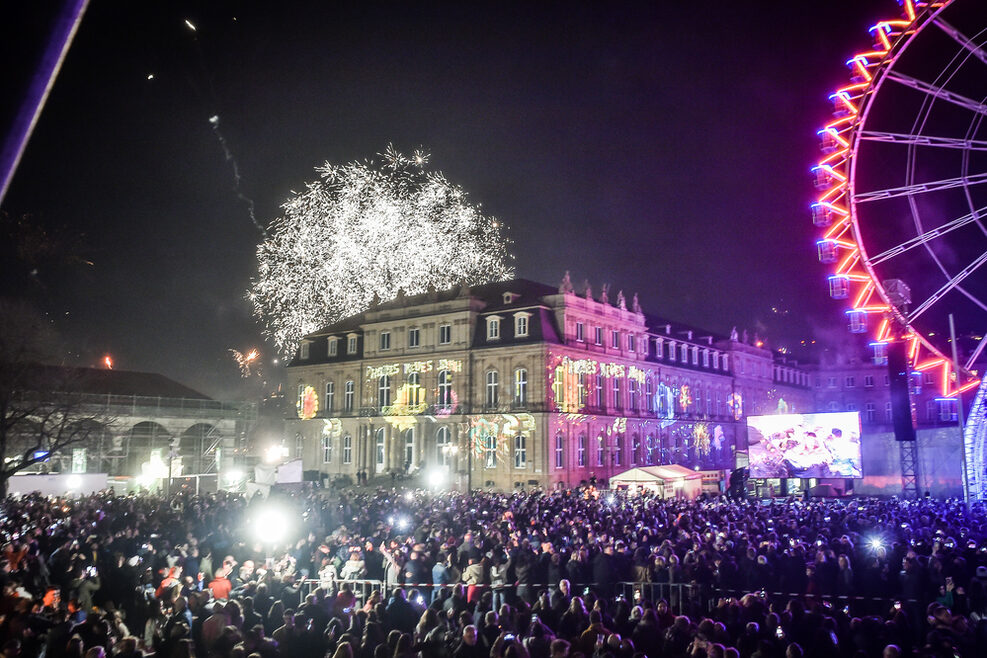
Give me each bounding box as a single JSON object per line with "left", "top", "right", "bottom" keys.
{"left": 618, "top": 582, "right": 707, "bottom": 616}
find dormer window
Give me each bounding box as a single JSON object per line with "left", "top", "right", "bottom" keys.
{"left": 514, "top": 312, "right": 531, "bottom": 337}
{"left": 300, "top": 341, "right": 311, "bottom": 360}
{"left": 347, "top": 334, "right": 358, "bottom": 355}
{"left": 503, "top": 292, "right": 519, "bottom": 304}
{"left": 487, "top": 316, "right": 502, "bottom": 341}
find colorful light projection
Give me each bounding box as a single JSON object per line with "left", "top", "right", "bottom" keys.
{"left": 381, "top": 383, "right": 429, "bottom": 431}
{"left": 367, "top": 359, "right": 463, "bottom": 381}
{"left": 298, "top": 385, "right": 319, "bottom": 420}
{"left": 467, "top": 413, "right": 536, "bottom": 464}
{"left": 727, "top": 393, "right": 743, "bottom": 421}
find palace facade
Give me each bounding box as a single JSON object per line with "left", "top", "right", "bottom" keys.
{"left": 285, "top": 278, "right": 814, "bottom": 490}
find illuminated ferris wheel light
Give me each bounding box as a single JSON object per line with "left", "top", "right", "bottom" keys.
{"left": 813, "top": 0, "right": 984, "bottom": 399}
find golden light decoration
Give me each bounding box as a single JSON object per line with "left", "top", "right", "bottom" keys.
{"left": 298, "top": 385, "right": 319, "bottom": 420}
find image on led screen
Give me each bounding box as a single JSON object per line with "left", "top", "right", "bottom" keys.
{"left": 746, "top": 412, "right": 862, "bottom": 478}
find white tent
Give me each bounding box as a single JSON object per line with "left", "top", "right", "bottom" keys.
{"left": 611, "top": 465, "right": 704, "bottom": 500}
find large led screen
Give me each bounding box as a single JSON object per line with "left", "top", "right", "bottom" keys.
{"left": 746, "top": 412, "right": 862, "bottom": 478}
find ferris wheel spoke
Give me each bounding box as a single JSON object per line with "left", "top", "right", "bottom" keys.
{"left": 869, "top": 205, "right": 987, "bottom": 265}
{"left": 906, "top": 249, "right": 987, "bottom": 324}
{"left": 855, "top": 170, "right": 987, "bottom": 202}
{"left": 859, "top": 131, "right": 987, "bottom": 151}
{"left": 885, "top": 70, "right": 987, "bottom": 117}
{"left": 933, "top": 19, "right": 987, "bottom": 67}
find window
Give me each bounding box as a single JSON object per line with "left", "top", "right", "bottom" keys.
{"left": 885, "top": 401, "right": 892, "bottom": 421}
{"left": 646, "top": 379, "right": 654, "bottom": 412}
{"left": 487, "top": 317, "right": 501, "bottom": 340}
{"left": 403, "top": 429, "right": 414, "bottom": 467}
{"left": 847, "top": 402, "right": 858, "bottom": 412}
{"left": 828, "top": 401, "right": 839, "bottom": 412}
{"left": 407, "top": 373, "right": 422, "bottom": 406}
{"left": 578, "top": 373, "right": 588, "bottom": 408}
{"left": 628, "top": 379, "right": 638, "bottom": 410}
{"left": 328, "top": 338, "right": 338, "bottom": 357}
{"left": 827, "top": 377, "right": 837, "bottom": 388}
{"left": 690, "top": 346, "right": 698, "bottom": 364}
{"left": 378, "top": 375, "right": 391, "bottom": 407}
{"left": 712, "top": 352, "right": 719, "bottom": 369}
{"left": 596, "top": 435, "right": 605, "bottom": 466}
{"left": 864, "top": 374, "right": 874, "bottom": 387}
{"left": 721, "top": 354, "right": 729, "bottom": 371}
{"left": 321, "top": 433, "right": 332, "bottom": 463}
{"left": 513, "top": 435, "right": 527, "bottom": 468}
{"left": 344, "top": 380, "right": 354, "bottom": 412}
{"left": 594, "top": 327, "right": 603, "bottom": 345}
{"left": 408, "top": 327, "right": 420, "bottom": 348}
{"left": 702, "top": 350, "right": 710, "bottom": 368}
{"left": 594, "top": 374, "right": 603, "bottom": 408}
{"left": 343, "top": 434, "right": 352, "bottom": 464}
{"left": 438, "top": 370, "right": 453, "bottom": 408}
{"left": 576, "top": 322, "right": 585, "bottom": 342}
{"left": 515, "top": 314, "right": 529, "bottom": 337}
{"left": 436, "top": 427, "right": 451, "bottom": 465}
{"left": 379, "top": 331, "right": 391, "bottom": 351}
{"left": 439, "top": 324, "right": 452, "bottom": 344}
{"left": 555, "top": 433, "right": 564, "bottom": 468}
{"left": 514, "top": 368, "right": 528, "bottom": 407}
{"left": 924, "top": 372, "right": 934, "bottom": 385}
{"left": 375, "top": 429, "right": 385, "bottom": 469}
{"left": 577, "top": 434, "right": 587, "bottom": 467}
{"left": 865, "top": 402, "right": 876, "bottom": 422}
{"left": 632, "top": 435, "right": 640, "bottom": 465}
{"left": 612, "top": 377, "right": 622, "bottom": 409}
{"left": 483, "top": 433, "right": 497, "bottom": 468}
{"left": 627, "top": 334, "right": 636, "bottom": 352}
{"left": 325, "top": 381, "right": 335, "bottom": 412}
{"left": 611, "top": 330, "right": 620, "bottom": 349}
{"left": 300, "top": 342, "right": 310, "bottom": 360}
{"left": 845, "top": 376, "right": 855, "bottom": 388}
{"left": 347, "top": 335, "right": 358, "bottom": 354}
{"left": 486, "top": 370, "right": 499, "bottom": 407}
{"left": 614, "top": 435, "right": 623, "bottom": 466}
{"left": 668, "top": 341, "right": 676, "bottom": 362}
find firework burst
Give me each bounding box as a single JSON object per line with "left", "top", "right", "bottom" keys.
{"left": 230, "top": 348, "right": 261, "bottom": 377}
{"left": 250, "top": 146, "right": 514, "bottom": 356}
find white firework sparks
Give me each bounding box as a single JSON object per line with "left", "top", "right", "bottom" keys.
{"left": 250, "top": 146, "right": 514, "bottom": 356}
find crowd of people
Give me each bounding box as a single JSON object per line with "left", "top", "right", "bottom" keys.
{"left": 1, "top": 485, "right": 986, "bottom": 658}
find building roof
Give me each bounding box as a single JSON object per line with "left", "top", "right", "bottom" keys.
{"left": 23, "top": 365, "right": 211, "bottom": 400}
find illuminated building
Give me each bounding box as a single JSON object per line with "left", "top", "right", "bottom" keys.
{"left": 286, "top": 278, "right": 813, "bottom": 490}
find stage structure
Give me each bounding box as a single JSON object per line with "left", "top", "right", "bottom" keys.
{"left": 812, "top": 0, "right": 986, "bottom": 499}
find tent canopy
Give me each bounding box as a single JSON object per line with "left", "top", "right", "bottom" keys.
{"left": 611, "top": 465, "right": 703, "bottom": 483}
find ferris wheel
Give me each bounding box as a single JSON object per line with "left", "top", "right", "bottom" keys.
{"left": 813, "top": 0, "right": 987, "bottom": 398}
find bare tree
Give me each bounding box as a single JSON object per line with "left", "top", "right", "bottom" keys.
{"left": 0, "top": 299, "right": 114, "bottom": 496}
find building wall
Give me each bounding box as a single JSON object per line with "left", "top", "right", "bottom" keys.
{"left": 287, "top": 282, "right": 814, "bottom": 490}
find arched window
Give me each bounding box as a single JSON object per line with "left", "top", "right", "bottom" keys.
{"left": 646, "top": 378, "right": 654, "bottom": 413}
{"left": 554, "top": 432, "right": 564, "bottom": 469}
{"left": 407, "top": 373, "right": 422, "bottom": 406}
{"left": 344, "top": 380, "right": 354, "bottom": 411}
{"left": 514, "top": 368, "right": 528, "bottom": 407}
{"left": 342, "top": 435, "right": 352, "bottom": 464}
{"left": 513, "top": 435, "right": 527, "bottom": 468}
{"left": 631, "top": 434, "right": 640, "bottom": 465}
{"left": 438, "top": 370, "right": 453, "bottom": 408}
{"left": 321, "top": 432, "right": 332, "bottom": 463}
{"left": 484, "top": 433, "right": 497, "bottom": 468}
{"left": 378, "top": 375, "right": 391, "bottom": 407}
{"left": 374, "top": 429, "right": 385, "bottom": 471}
{"left": 403, "top": 428, "right": 415, "bottom": 468}
{"left": 596, "top": 435, "right": 605, "bottom": 466}
{"left": 436, "top": 426, "right": 451, "bottom": 465}
{"left": 486, "top": 370, "right": 499, "bottom": 407}
{"left": 614, "top": 435, "right": 623, "bottom": 466}
{"left": 628, "top": 379, "right": 638, "bottom": 410}
{"left": 325, "top": 381, "right": 335, "bottom": 413}
{"left": 577, "top": 434, "right": 587, "bottom": 467}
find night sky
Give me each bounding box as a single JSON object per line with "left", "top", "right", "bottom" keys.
{"left": 1, "top": 1, "right": 891, "bottom": 399}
